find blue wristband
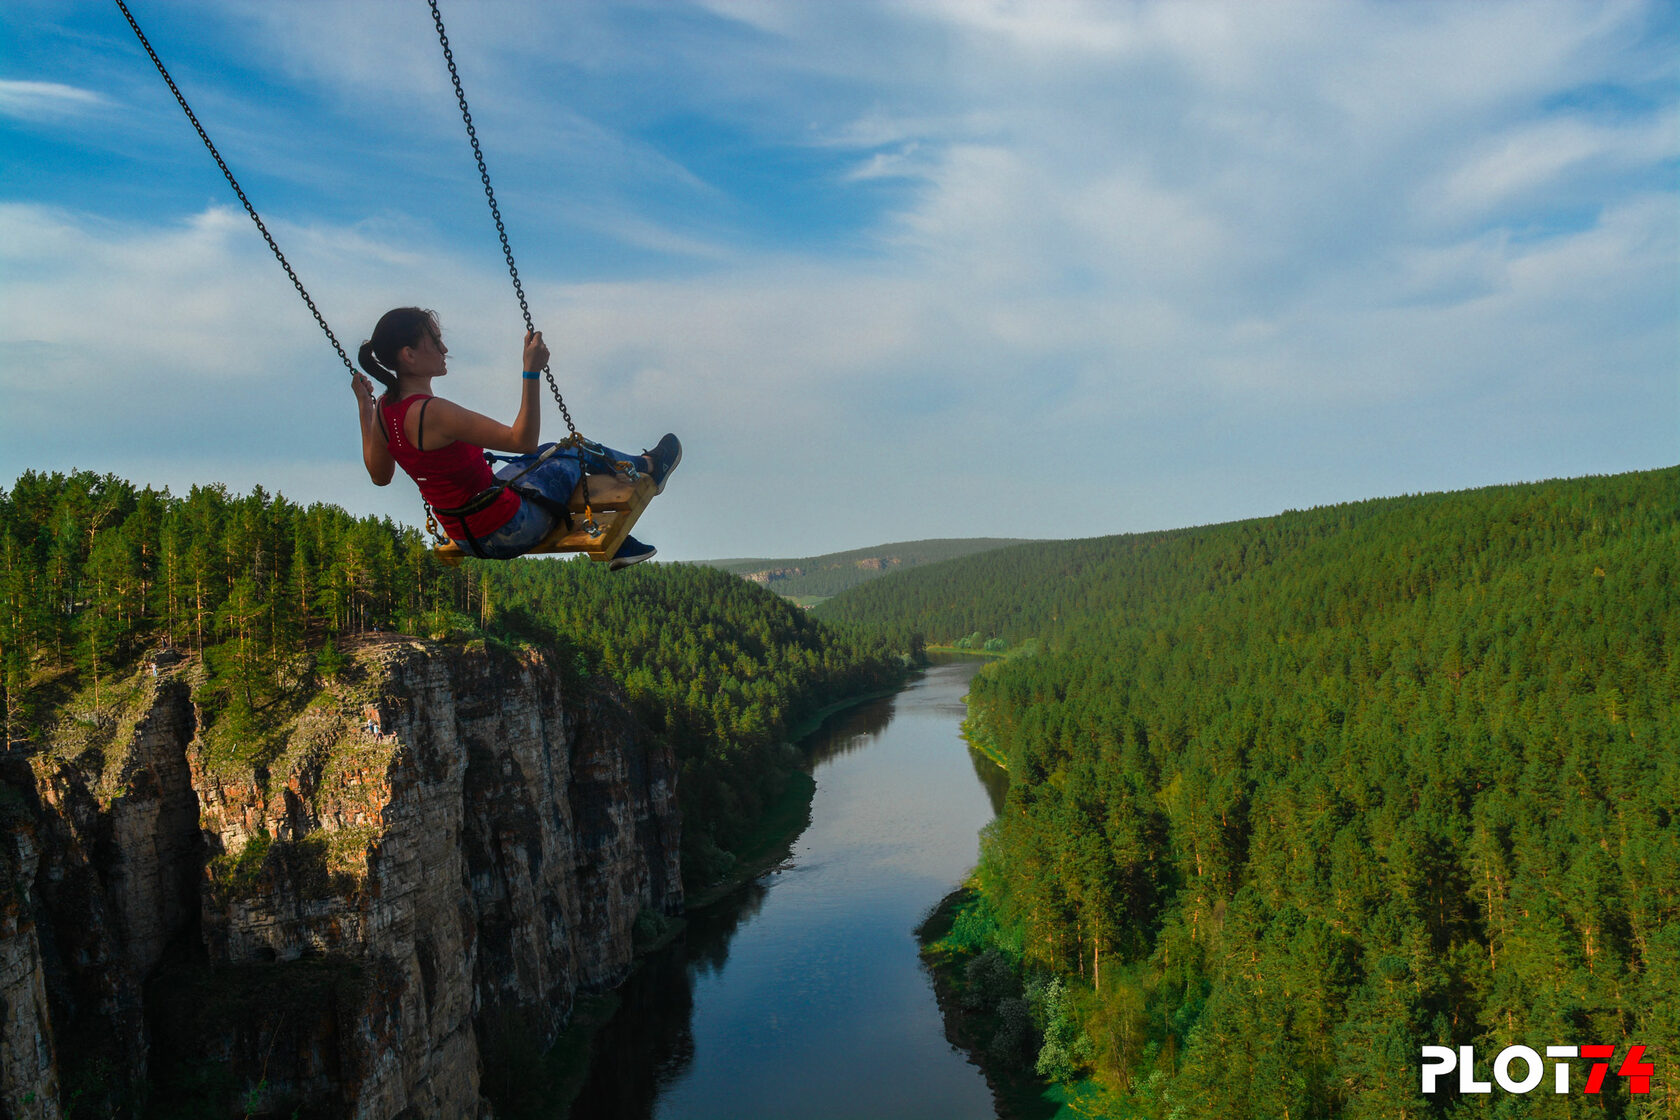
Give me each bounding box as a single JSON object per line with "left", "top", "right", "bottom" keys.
{"left": 522, "top": 370, "right": 540, "bottom": 379}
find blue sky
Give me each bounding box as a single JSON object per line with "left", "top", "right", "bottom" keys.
{"left": 2, "top": 0, "right": 1675, "bottom": 561}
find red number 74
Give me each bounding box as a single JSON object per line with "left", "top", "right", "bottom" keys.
{"left": 1582, "top": 1046, "right": 1653, "bottom": 1094}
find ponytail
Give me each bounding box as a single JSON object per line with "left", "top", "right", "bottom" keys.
{"left": 359, "top": 307, "right": 440, "bottom": 396}
{"left": 357, "top": 341, "right": 398, "bottom": 394}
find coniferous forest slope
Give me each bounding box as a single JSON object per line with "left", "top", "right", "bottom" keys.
{"left": 0, "top": 469, "right": 903, "bottom": 890}
{"left": 819, "top": 467, "right": 1680, "bottom": 1117}
{"left": 1, "top": 470, "right": 907, "bottom": 1114}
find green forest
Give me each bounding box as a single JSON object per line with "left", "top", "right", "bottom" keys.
{"left": 474, "top": 558, "right": 908, "bottom": 882}
{"left": 0, "top": 469, "right": 905, "bottom": 889}
{"left": 822, "top": 467, "right": 1680, "bottom": 1117}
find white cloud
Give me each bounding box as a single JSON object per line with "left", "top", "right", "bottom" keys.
{"left": 0, "top": 79, "right": 107, "bottom": 119}
{"left": 2, "top": 1, "right": 1675, "bottom": 558}
{"left": 1429, "top": 107, "right": 1680, "bottom": 226}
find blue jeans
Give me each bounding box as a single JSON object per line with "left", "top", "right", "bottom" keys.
{"left": 456, "top": 440, "right": 646, "bottom": 559}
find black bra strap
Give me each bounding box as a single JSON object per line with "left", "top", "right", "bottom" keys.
{"left": 416, "top": 397, "right": 433, "bottom": 451}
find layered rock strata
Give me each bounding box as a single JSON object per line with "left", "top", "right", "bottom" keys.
{"left": 0, "top": 637, "right": 681, "bottom": 1118}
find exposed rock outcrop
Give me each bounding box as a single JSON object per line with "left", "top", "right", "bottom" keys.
{"left": 742, "top": 566, "right": 803, "bottom": 585}
{"left": 0, "top": 637, "right": 681, "bottom": 1119}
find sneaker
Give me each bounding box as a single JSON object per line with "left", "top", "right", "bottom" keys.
{"left": 608, "top": 535, "right": 657, "bottom": 571}
{"left": 643, "top": 434, "right": 682, "bottom": 495}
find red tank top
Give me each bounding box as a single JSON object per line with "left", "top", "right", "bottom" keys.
{"left": 381, "top": 394, "right": 521, "bottom": 538}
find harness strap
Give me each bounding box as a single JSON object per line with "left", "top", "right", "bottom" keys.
{"left": 431, "top": 484, "right": 507, "bottom": 519}
{"left": 431, "top": 444, "right": 575, "bottom": 519}
{"left": 431, "top": 442, "right": 576, "bottom": 556}
{"left": 488, "top": 441, "right": 566, "bottom": 487}
{"left": 457, "top": 523, "right": 488, "bottom": 558}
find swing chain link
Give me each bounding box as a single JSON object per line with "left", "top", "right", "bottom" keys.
{"left": 428, "top": 0, "right": 600, "bottom": 536}
{"left": 114, "top": 0, "right": 357, "bottom": 379}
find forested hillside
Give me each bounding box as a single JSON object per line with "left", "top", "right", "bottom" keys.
{"left": 479, "top": 560, "right": 905, "bottom": 882}
{"left": 827, "top": 467, "right": 1680, "bottom": 1117}
{"left": 704, "top": 537, "right": 1027, "bottom": 601}
{"left": 0, "top": 470, "right": 903, "bottom": 889}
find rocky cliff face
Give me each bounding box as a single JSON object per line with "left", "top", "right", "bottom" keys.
{"left": 0, "top": 636, "right": 681, "bottom": 1119}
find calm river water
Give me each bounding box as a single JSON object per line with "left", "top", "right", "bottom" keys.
{"left": 572, "top": 657, "right": 1005, "bottom": 1120}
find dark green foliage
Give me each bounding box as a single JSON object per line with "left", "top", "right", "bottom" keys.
{"left": 2, "top": 469, "right": 902, "bottom": 900}
{"left": 964, "top": 947, "right": 1020, "bottom": 1012}
{"left": 314, "top": 637, "right": 343, "bottom": 679}
{"left": 207, "top": 827, "right": 272, "bottom": 901}
{"left": 206, "top": 829, "right": 358, "bottom": 906}
{"left": 992, "top": 997, "right": 1034, "bottom": 1064}
{"left": 836, "top": 467, "right": 1680, "bottom": 1115}
{"left": 0, "top": 469, "right": 458, "bottom": 740}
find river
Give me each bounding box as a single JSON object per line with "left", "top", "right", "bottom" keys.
{"left": 571, "top": 657, "right": 1005, "bottom": 1119}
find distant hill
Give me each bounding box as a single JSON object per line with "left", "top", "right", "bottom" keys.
{"left": 811, "top": 472, "right": 1680, "bottom": 645}
{"left": 700, "top": 538, "right": 1030, "bottom": 601}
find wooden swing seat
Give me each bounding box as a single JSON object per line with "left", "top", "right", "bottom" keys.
{"left": 431, "top": 473, "right": 656, "bottom": 568}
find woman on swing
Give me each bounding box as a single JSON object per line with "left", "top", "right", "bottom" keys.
{"left": 352, "top": 307, "right": 679, "bottom": 567}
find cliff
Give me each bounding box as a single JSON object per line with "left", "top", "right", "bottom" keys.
{"left": 0, "top": 635, "right": 682, "bottom": 1119}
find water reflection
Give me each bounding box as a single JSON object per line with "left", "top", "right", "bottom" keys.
{"left": 686, "top": 877, "right": 771, "bottom": 980}
{"left": 571, "top": 947, "right": 694, "bottom": 1119}
{"left": 571, "top": 660, "right": 997, "bottom": 1120}
{"left": 803, "top": 693, "right": 896, "bottom": 768}
{"left": 573, "top": 880, "right": 778, "bottom": 1120}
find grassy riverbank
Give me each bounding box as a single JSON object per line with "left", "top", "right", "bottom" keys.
{"left": 961, "top": 722, "right": 1009, "bottom": 772}
{"left": 683, "top": 767, "right": 816, "bottom": 910}
{"left": 918, "top": 888, "right": 1132, "bottom": 1120}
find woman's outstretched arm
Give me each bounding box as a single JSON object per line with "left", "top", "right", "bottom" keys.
{"left": 421, "top": 330, "right": 550, "bottom": 453}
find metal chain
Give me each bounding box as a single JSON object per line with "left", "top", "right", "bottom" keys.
{"left": 426, "top": 0, "right": 598, "bottom": 534}
{"left": 113, "top": 0, "right": 356, "bottom": 378}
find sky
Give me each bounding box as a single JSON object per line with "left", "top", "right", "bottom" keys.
{"left": 2, "top": 0, "right": 1675, "bottom": 562}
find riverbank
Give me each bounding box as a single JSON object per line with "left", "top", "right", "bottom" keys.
{"left": 926, "top": 640, "right": 1039, "bottom": 661}
{"left": 687, "top": 678, "right": 909, "bottom": 909}
{"left": 784, "top": 681, "right": 908, "bottom": 744}
{"left": 682, "top": 767, "right": 816, "bottom": 910}
{"left": 918, "top": 888, "right": 1128, "bottom": 1120}
{"left": 962, "top": 722, "right": 1009, "bottom": 771}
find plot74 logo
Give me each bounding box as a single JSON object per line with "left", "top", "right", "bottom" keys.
{"left": 1421, "top": 1044, "right": 1653, "bottom": 1095}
